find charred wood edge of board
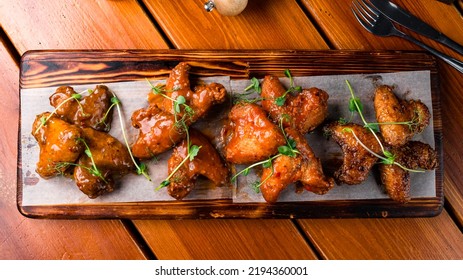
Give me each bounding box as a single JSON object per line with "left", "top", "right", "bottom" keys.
{"left": 19, "top": 49, "right": 437, "bottom": 88}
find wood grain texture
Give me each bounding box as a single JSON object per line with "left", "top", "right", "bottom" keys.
{"left": 0, "top": 0, "right": 167, "bottom": 260}
{"left": 0, "top": 0, "right": 167, "bottom": 54}
{"left": 297, "top": 0, "right": 463, "bottom": 259}
{"left": 301, "top": 0, "right": 463, "bottom": 53}
{"left": 298, "top": 212, "right": 463, "bottom": 259}
{"left": 133, "top": 220, "right": 317, "bottom": 259}
{"left": 0, "top": 0, "right": 318, "bottom": 260}
{"left": 0, "top": 37, "right": 145, "bottom": 260}
{"left": 142, "top": 0, "right": 329, "bottom": 49}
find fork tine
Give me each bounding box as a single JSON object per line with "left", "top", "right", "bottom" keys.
{"left": 351, "top": 0, "right": 373, "bottom": 28}
{"left": 359, "top": 0, "right": 380, "bottom": 18}
{"left": 353, "top": 0, "right": 376, "bottom": 23}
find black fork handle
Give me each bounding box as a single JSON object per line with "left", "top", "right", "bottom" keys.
{"left": 393, "top": 29, "right": 463, "bottom": 74}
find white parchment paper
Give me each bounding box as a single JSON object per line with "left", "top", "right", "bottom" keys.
{"left": 20, "top": 71, "right": 435, "bottom": 206}
{"left": 232, "top": 71, "right": 435, "bottom": 203}
{"left": 21, "top": 77, "right": 232, "bottom": 205}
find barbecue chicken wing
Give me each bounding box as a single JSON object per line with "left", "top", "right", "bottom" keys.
{"left": 73, "top": 128, "right": 134, "bottom": 198}
{"left": 131, "top": 62, "right": 226, "bottom": 158}
{"left": 324, "top": 121, "right": 382, "bottom": 185}
{"left": 50, "top": 85, "right": 113, "bottom": 132}
{"left": 32, "top": 112, "right": 84, "bottom": 178}
{"left": 148, "top": 62, "right": 227, "bottom": 122}
{"left": 131, "top": 106, "right": 185, "bottom": 159}
{"left": 166, "top": 129, "right": 229, "bottom": 200}
{"left": 261, "top": 74, "right": 329, "bottom": 134}
{"left": 374, "top": 85, "right": 430, "bottom": 146}
{"left": 260, "top": 128, "right": 334, "bottom": 203}
{"left": 223, "top": 103, "right": 286, "bottom": 164}
{"left": 380, "top": 141, "right": 437, "bottom": 203}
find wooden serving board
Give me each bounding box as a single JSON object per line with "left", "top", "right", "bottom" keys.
{"left": 17, "top": 50, "right": 443, "bottom": 219}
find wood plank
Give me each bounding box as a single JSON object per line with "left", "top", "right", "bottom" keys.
{"left": 0, "top": 0, "right": 168, "bottom": 260}
{"left": 301, "top": 0, "right": 463, "bottom": 53}
{"left": 133, "top": 220, "right": 317, "bottom": 259}
{"left": 0, "top": 0, "right": 167, "bottom": 54}
{"left": 298, "top": 0, "right": 463, "bottom": 259}
{"left": 142, "top": 0, "right": 328, "bottom": 49}
{"left": 298, "top": 212, "right": 463, "bottom": 259}
{"left": 0, "top": 0, "right": 318, "bottom": 259}
{"left": 139, "top": 0, "right": 463, "bottom": 259}
{"left": 0, "top": 36, "right": 146, "bottom": 260}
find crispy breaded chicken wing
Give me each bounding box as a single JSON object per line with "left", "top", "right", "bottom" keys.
{"left": 32, "top": 112, "right": 84, "bottom": 178}
{"left": 166, "top": 129, "right": 229, "bottom": 200}
{"left": 223, "top": 103, "right": 286, "bottom": 164}
{"left": 260, "top": 128, "right": 334, "bottom": 203}
{"left": 380, "top": 141, "right": 437, "bottom": 203}
{"left": 74, "top": 128, "right": 134, "bottom": 198}
{"left": 131, "top": 62, "right": 226, "bottom": 158}
{"left": 374, "top": 85, "right": 430, "bottom": 146}
{"left": 50, "top": 85, "right": 113, "bottom": 132}
{"left": 261, "top": 74, "right": 329, "bottom": 134}
{"left": 324, "top": 121, "right": 382, "bottom": 185}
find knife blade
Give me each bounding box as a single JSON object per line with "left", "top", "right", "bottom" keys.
{"left": 369, "top": 0, "right": 463, "bottom": 56}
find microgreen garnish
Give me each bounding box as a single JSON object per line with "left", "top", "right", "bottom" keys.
{"left": 34, "top": 90, "right": 88, "bottom": 134}
{"left": 342, "top": 128, "right": 423, "bottom": 173}
{"left": 110, "top": 92, "right": 151, "bottom": 181}
{"left": 146, "top": 79, "right": 194, "bottom": 127}
{"left": 274, "top": 69, "right": 302, "bottom": 106}
{"left": 233, "top": 77, "right": 263, "bottom": 104}
{"left": 231, "top": 118, "right": 300, "bottom": 192}
{"left": 96, "top": 96, "right": 120, "bottom": 129}
{"left": 156, "top": 127, "right": 202, "bottom": 191}
{"left": 342, "top": 80, "right": 424, "bottom": 173}
{"left": 146, "top": 79, "right": 202, "bottom": 190}
{"left": 76, "top": 137, "right": 107, "bottom": 182}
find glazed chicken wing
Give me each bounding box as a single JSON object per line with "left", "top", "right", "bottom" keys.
{"left": 50, "top": 85, "right": 113, "bottom": 132}
{"left": 32, "top": 112, "right": 84, "bottom": 178}
{"left": 374, "top": 85, "right": 430, "bottom": 146}
{"left": 380, "top": 141, "right": 437, "bottom": 203}
{"left": 261, "top": 75, "right": 329, "bottom": 134}
{"left": 223, "top": 103, "right": 286, "bottom": 164}
{"left": 166, "top": 129, "right": 229, "bottom": 200}
{"left": 132, "top": 62, "right": 226, "bottom": 158}
{"left": 73, "top": 128, "right": 134, "bottom": 198}
{"left": 131, "top": 106, "right": 185, "bottom": 159}
{"left": 260, "top": 128, "right": 334, "bottom": 203}
{"left": 324, "top": 121, "right": 382, "bottom": 185}
{"left": 148, "top": 62, "right": 227, "bottom": 122}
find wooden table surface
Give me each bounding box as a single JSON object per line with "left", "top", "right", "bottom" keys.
{"left": 1, "top": 0, "right": 463, "bottom": 259}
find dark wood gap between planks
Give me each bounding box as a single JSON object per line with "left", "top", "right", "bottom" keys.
{"left": 295, "top": 0, "right": 336, "bottom": 50}
{"left": 137, "top": 0, "right": 176, "bottom": 49}
{"left": 455, "top": 0, "right": 463, "bottom": 15}
{"left": 0, "top": 26, "right": 21, "bottom": 66}
{"left": 121, "top": 219, "right": 158, "bottom": 260}
{"left": 293, "top": 220, "right": 325, "bottom": 260}
{"left": 444, "top": 199, "right": 463, "bottom": 233}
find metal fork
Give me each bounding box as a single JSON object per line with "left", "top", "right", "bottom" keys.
{"left": 352, "top": 0, "right": 463, "bottom": 74}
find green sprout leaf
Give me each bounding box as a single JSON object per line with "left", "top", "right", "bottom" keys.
{"left": 262, "top": 159, "right": 272, "bottom": 169}
{"left": 188, "top": 145, "right": 201, "bottom": 161}
{"left": 364, "top": 123, "right": 380, "bottom": 133}
{"left": 275, "top": 69, "right": 301, "bottom": 107}
{"left": 250, "top": 180, "right": 262, "bottom": 193}
{"left": 275, "top": 96, "right": 286, "bottom": 106}
{"left": 349, "top": 97, "right": 363, "bottom": 113}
